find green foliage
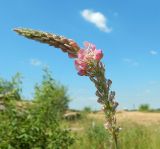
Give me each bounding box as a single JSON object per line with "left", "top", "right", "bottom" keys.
{"left": 83, "top": 106, "right": 92, "bottom": 113}
{"left": 138, "top": 104, "right": 150, "bottom": 111}
{"left": 70, "top": 118, "right": 160, "bottom": 149}
{"left": 34, "top": 68, "right": 69, "bottom": 116}
{"left": 119, "top": 121, "right": 160, "bottom": 149}
{"left": 0, "top": 71, "right": 74, "bottom": 149}
{"left": 85, "top": 123, "right": 110, "bottom": 149}
{"left": 0, "top": 101, "right": 74, "bottom": 149}
{"left": 0, "top": 72, "right": 22, "bottom": 101}
{"left": 149, "top": 108, "right": 160, "bottom": 112}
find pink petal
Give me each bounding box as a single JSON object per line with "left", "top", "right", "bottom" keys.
{"left": 75, "top": 60, "right": 80, "bottom": 70}
{"left": 95, "top": 50, "right": 103, "bottom": 61}
{"left": 90, "top": 43, "right": 96, "bottom": 50}
{"left": 84, "top": 42, "right": 90, "bottom": 48}
{"left": 78, "top": 49, "right": 85, "bottom": 59}
{"left": 78, "top": 69, "right": 86, "bottom": 76}
{"left": 84, "top": 42, "right": 96, "bottom": 50}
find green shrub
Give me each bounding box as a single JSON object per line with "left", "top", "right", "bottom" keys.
{"left": 0, "top": 98, "right": 74, "bottom": 149}
{"left": 0, "top": 71, "right": 74, "bottom": 149}
{"left": 0, "top": 73, "right": 22, "bottom": 101}
{"left": 34, "top": 68, "right": 69, "bottom": 117}
{"left": 138, "top": 104, "right": 150, "bottom": 111}
{"left": 83, "top": 106, "right": 92, "bottom": 113}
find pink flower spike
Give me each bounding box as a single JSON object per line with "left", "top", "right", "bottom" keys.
{"left": 78, "top": 49, "right": 85, "bottom": 59}
{"left": 90, "top": 43, "right": 96, "bottom": 50}
{"left": 74, "top": 42, "right": 103, "bottom": 76}
{"left": 84, "top": 42, "right": 90, "bottom": 48}
{"left": 75, "top": 60, "right": 87, "bottom": 71}
{"left": 84, "top": 42, "right": 96, "bottom": 50}
{"left": 75, "top": 60, "right": 80, "bottom": 70}
{"left": 78, "top": 69, "right": 86, "bottom": 76}
{"left": 94, "top": 50, "right": 103, "bottom": 61}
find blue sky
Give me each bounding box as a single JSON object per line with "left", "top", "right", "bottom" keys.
{"left": 0, "top": 0, "right": 160, "bottom": 110}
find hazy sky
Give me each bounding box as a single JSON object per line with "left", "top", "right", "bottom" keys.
{"left": 0, "top": 0, "right": 160, "bottom": 110}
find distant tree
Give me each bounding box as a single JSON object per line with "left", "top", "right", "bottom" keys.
{"left": 83, "top": 106, "right": 92, "bottom": 113}
{"left": 139, "top": 104, "right": 150, "bottom": 111}
{"left": 34, "top": 68, "right": 70, "bottom": 116}
{"left": 0, "top": 72, "right": 22, "bottom": 101}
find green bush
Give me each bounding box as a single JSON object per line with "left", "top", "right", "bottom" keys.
{"left": 0, "top": 73, "right": 22, "bottom": 101}
{"left": 34, "top": 68, "right": 69, "bottom": 117}
{"left": 138, "top": 104, "right": 150, "bottom": 111}
{"left": 83, "top": 107, "right": 92, "bottom": 113}
{"left": 0, "top": 71, "right": 74, "bottom": 149}
{"left": 0, "top": 101, "right": 74, "bottom": 149}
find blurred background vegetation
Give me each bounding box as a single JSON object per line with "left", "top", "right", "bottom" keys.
{"left": 0, "top": 68, "right": 160, "bottom": 149}
{"left": 0, "top": 68, "right": 73, "bottom": 149}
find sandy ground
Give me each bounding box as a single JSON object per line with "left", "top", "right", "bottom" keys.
{"left": 88, "top": 111, "right": 160, "bottom": 125}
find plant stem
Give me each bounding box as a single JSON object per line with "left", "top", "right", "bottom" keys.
{"left": 113, "top": 131, "right": 119, "bottom": 149}
{"left": 90, "top": 63, "right": 119, "bottom": 149}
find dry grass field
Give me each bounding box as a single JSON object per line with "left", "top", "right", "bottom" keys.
{"left": 88, "top": 111, "right": 160, "bottom": 125}
{"left": 69, "top": 111, "right": 160, "bottom": 148}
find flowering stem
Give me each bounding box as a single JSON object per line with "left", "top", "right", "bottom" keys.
{"left": 89, "top": 62, "right": 119, "bottom": 148}
{"left": 14, "top": 28, "right": 80, "bottom": 58}
{"left": 14, "top": 28, "right": 120, "bottom": 148}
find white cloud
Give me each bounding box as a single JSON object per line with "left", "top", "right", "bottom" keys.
{"left": 30, "top": 59, "right": 42, "bottom": 66}
{"left": 81, "top": 9, "right": 112, "bottom": 33}
{"left": 150, "top": 50, "right": 158, "bottom": 55}
{"left": 123, "top": 58, "right": 139, "bottom": 67}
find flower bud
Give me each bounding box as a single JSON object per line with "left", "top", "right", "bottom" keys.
{"left": 97, "top": 98, "right": 103, "bottom": 104}
{"left": 95, "top": 90, "right": 102, "bottom": 97}
{"left": 112, "top": 102, "right": 119, "bottom": 111}
{"left": 104, "top": 122, "right": 112, "bottom": 130}
{"left": 108, "top": 91, "right": 115, "bottom": 102}
{"left": 107, "top": 79, "right": 112, "bottom": 87}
